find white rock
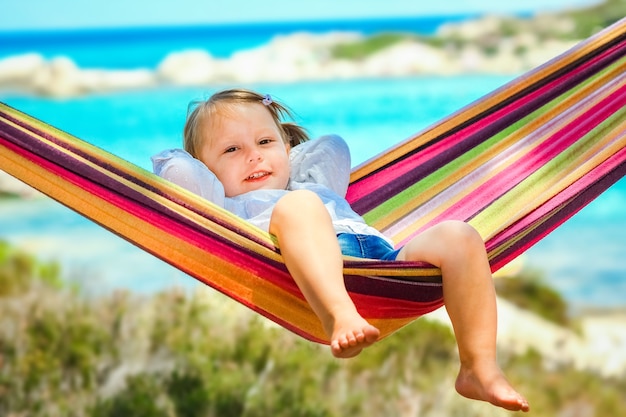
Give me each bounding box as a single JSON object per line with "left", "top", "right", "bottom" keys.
{"left": 457, "top": 45, "right": 485, "bottom": 73}
{"left": 31, "top": 56, "right": 83, "bottom": 97}
{"left": 85, "top": 68, "right": 156, "bottom": 91}
{"left": 523, "top": 40, "right": 580, "bottom": 69}
{"left": 157, "top": 50, "right": 219, "bottom": 85}
{"left": 578, "top": 313, "right": 626, "bottom": 377}
{"left": 0, "top": 24, "right": 593, "bottom": 97}
{"left": 0, "top": 53, "right": 45, "bottom": 85}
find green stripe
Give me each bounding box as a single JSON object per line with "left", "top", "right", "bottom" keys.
{"left": 362, "top": 58, "right": 622, "bottom": 229}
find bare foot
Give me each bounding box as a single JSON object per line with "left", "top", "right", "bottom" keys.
{"left": 328, "top": 313, "right": 380, "bottom": 359}
{"left": 455, "top": 361, "right": 530, "bottom": 412}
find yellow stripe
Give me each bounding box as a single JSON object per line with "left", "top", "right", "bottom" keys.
{"left": 386, "top": 62, "right": 624, "bottom": 244}
{"left": 350, "top": 18, "right": 626, "bottom": 182}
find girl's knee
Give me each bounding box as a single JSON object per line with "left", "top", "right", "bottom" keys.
{"left": 271, "top": 190, "right": 324, "bottom": 224}
{"left": 276, "top": 189, "right": 322, "bottom": 210}
{"left": 438, "top": 220, "right": 483, "bottom": 248}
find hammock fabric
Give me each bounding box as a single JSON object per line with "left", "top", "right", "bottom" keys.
{"left": 1, "top": 19, "right": 625, "bottom": 344}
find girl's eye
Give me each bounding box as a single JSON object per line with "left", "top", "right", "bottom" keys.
{"left": 259, "top": 138, "right": 273, "bottom": 145}
{"left": 224, "top": 146, "right": 238, "bottom": 153}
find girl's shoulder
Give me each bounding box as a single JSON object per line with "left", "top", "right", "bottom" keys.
{"left": 290, "top": 134, "right": 349, "bottom": 160}
{"left": 151, "top": 148, "right": 227, "bottom": 204}
{"left": 290, "top": 135, "right": 351, "bottom": 196}
{"left": 152, "top": 148, "right": 206, "bottom": 176}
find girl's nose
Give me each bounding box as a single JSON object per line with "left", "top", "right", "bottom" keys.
{"left": 248, "top": 150, "right": 262, "bottom": 163}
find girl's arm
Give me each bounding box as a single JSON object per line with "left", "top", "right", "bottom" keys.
{"left": 151, "top": 149, "right": 226, "bottom": 207}
{"left": 289, "top": 134, "right": 351, "bottom": 197}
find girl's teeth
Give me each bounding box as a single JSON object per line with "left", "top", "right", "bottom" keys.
{"left": 248, "top": 172, "right": 267, "bottom": 179}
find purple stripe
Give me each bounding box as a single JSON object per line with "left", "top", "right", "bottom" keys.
{"left": 490, "top": 153, "right": 626, "bottom": 269}
{"left": 345, "top": 274, "right": 443, "bottom": 302}
{"left": 0, "top": 105, "right": 275, "bottom": 249}
{"left": 350, "top": 39, "right": 625, "bottom": 214}
{"left": 0, "top": 116, "right": 276, "bottom": 254}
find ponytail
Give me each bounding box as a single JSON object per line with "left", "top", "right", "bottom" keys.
{"left": 281, "top": 122, "right": 309, "bottom": 148}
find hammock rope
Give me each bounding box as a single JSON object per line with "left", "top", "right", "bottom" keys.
{"left": 1, "top": 18, "right": 625, "bottom": 343}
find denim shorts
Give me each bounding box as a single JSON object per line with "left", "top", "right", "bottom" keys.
{"left": 337, "top": 233, "right": 400, "bottom": 261}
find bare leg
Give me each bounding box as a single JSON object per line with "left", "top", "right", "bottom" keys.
{"left": 269, "top": 190, "right": 380, "bottom": 358}
{"left": 398, "top": 220, "right": 529, "bottom": 412}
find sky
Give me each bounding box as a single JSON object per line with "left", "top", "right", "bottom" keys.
{"left": 1, "top": 0, "right": 602, "bottom": 31}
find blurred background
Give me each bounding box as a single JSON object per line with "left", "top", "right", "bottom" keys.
{"left": 1, "top": 1, "right": 625, "bottom": 416}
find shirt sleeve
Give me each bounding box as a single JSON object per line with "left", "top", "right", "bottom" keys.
{"left": 151, "top": 148, "right": 226, "bottom": 207}
{"left": 289, "top": 134, "right": 351, "bottom": 197}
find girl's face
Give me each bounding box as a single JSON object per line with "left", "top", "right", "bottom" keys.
{"left": 197, "top": 102, "right": 291, "bottom": 197}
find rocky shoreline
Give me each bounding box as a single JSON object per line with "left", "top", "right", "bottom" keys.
{"left": 0, "top": 14, "right": 585, "bottom": 98}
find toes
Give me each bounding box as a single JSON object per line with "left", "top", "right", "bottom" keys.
{"left": 330, "top": 340, "right": 342, "bottom": 355}
{"left": 492, "top": 389, "right": 530, "bottom": 412}
{"left": 337, "top": 334, "right": 350, "bottom": 349}
{"left": 518, "top": 398, "right": 530, "bottom": 412}
{"left": 329, "top": 323, "right": 380, "bottom": 359}
{"left": 363, "top": 325, "right": 380, "bottom": 343}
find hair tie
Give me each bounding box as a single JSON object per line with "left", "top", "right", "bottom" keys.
{"left": 262, "top": 94, "right": 272, "bottom": 106}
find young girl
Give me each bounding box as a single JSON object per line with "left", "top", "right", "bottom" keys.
{"left": 152, "top": 88, "right": 529, "bottom": 412}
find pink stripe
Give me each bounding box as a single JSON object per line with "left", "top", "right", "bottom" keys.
{"left": 487, "top": 145, "right": 626, "bottom": 268}
{"left": 347, "top": 43, "right": 622, "bottom": 205}
{"left": 488, "top": 144, "right": 626, "bottom": 249}
{"left": 381, "top": 74, "right": 624, "bottom": 239}
{"left": 491, "top": 155, "right": 619, "bottom": 252}
{"left": 0, "top": 137, "right": 295, "bottom": 291}
{"left": 395, "top": 83, "right": 625, "bottom": 246}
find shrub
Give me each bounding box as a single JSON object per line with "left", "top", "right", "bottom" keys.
{"left": 0, "top": 241, "right": 62, "bottom": 296}
{"left": 2, "top": 241, "right": 626, "bottom": 417}
{"left": 331, "top": 33, "right": 413, "bottom": 60}
{"left": 495, "top": 268, "right": 569, "bottom": 326}
{"left": 91, "top": 374, "right": 168, "bottom": 417}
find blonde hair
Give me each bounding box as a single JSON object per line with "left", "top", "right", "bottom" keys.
{"left": 183, "top": 88, "right": 309, "bottom": 158}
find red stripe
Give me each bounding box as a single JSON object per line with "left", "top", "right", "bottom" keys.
{"left": 397, "top": 83, "right": 625, "bottom": 246}
{"left": 487, "top": 146, "right": 626, "bottom": 271}
{"left": 346, "top": 42, "right": 623, "bottom": 206}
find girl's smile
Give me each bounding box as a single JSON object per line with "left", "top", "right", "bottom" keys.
{"left": 246, "top": 170, "right": 272, "bottom": 181}
{"left": 197, "top": 102, "right": 291, "bottom": 197}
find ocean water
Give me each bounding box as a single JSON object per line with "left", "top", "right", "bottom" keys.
{"left": 0, "top": 20, "right": 624, "bottom": 310}
{"left": 0, "top": 15, "right": 477, "bottom": 69}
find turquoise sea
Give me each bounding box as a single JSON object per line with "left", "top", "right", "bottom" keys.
{"left": 0, "top": 19, "right": 624, "bottom": 311}
{"left": 0, "top": 15, "right": 477, "bottom": 68}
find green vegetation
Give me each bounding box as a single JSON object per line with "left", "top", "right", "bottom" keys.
{"left": 495, "top": 268, "right": 569, "bottom": 326}
{"left": 330, "top": 0, "right": 625, "bottom": 61}
{"left": 331, "top": 33, "right": 415, "bottom": 60}
{"left": 1, "top": 240, "right": 625, "bottom": 416}
{"left": 566, "top": 0, "right": 626, "bottom": 38}
{"left": 0, "top": 241, "right": 63, "bottom": 296}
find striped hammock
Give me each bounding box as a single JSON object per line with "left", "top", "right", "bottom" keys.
{"left": 1, "top": 18, "right": 625, "bottom": 344}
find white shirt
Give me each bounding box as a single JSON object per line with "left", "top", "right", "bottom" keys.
{"left": 151, "top": 134, "right": 392, "bottom": 244}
